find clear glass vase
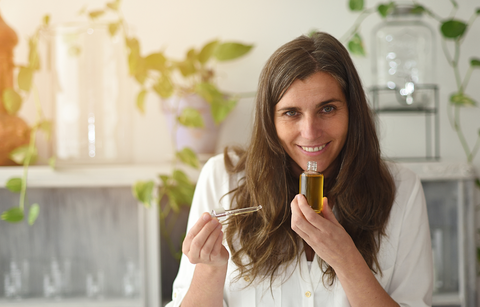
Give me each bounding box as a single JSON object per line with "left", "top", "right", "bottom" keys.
{"left": 43, "top": 23, "right": 132, "bottom": 165}
{"left": 371, "top": 5, "right": 435, "bottom": 107}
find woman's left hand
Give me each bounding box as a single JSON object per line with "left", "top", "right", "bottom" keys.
{"left": 290, "top": 195, "right": 357, "bottom": 269}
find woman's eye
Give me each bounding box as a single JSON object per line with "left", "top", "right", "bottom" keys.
{"left": 285, "top": 110, "right": 297, "bottom": 116}
{"left": 323, "top": 106, "right": 334, "bottom": 113}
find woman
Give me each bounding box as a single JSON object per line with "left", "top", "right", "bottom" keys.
{"left": 166, "top": 32, "right": 433, "bottom": 307}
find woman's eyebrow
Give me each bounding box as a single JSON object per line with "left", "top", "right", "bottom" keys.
{"left": 276, "top": 106, "right": 300, "bottom": 112}
{"left": 315, "top": 98, "right": 342, "bottom": 108}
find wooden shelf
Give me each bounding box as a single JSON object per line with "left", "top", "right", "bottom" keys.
{"left": 0, "top": 163, "right": 202, "bottom": 188}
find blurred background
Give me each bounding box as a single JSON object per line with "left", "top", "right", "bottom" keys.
{"left": 0, "top": 0, "right": 479, "bottom": 306}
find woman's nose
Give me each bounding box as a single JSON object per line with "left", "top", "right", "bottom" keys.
{"left": 300, "top": 115, "right": 321, "bottom": 140}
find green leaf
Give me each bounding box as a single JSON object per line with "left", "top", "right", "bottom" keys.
{"left": 136, "top": 89, "right": 147, "bottom": 114}
{"left": 171, "top": 170, "right": 195, "bottom": 204}
{"left": 377, "top": 2, "right": 395, "bottom": 18}
{"left": 475, "top": 178, "right": 480, "bottom": 188}
{"left": 450, "top": 92, "right": 477, "bottom": 106}
{"left": 108, "top": 22, "right": 120, "bottom": 37}
{"left": 177, "top": 107, "right": 204, "bottom": 128}
{"left": 158, "top": 170, "right": 195, "bottom": 212}
{"left": 106, "top": 0, "right": 121, "bottom": 11}
{"left": 28, "top": 204, "right": 40, "bottom": 225}
{"left": 195, "top": 82, "right": 222, "bottom": 104}
{"left": 214, "top": 42, "right": 253, "bottom": 61}
{"left": 211, "top": 97, "right": 237, "bottom": 124}
{"left": 349, "top": 0, "right": 364, "bottom": 11}
{"left": 43, "top": 14, "right": 50, "bottom": 26}
{"left": 2, "top": 88, "right": 22, "bottom": 115}
{"left": 128, "top": 53, "right": 147, "bottom": 84}
{"left": 441, "top": 19, "right": 467, "bottom": 39}
{"left": 477, "top": 8, "right": 480, "bottom": 15}
{"left": 28, "top": 37, "right": 40, "bottom": 70}
{"left": 410, "top": 5, "right": 426, "bottom": 14}
{"left": 176, "top": 147, "right": 200, "bottom": 169}
{"left": 145, "top": 52, "right": 167, "bottom": 71}
{"left": 186, "top": 48, "right": 197, "bottom": 61}
{"left": 48, "top": 156, "right": 56, "bottom": 169}
{"left": 176, "top": 59, "right": 197, "bottom": 77}
{"left": 153, "top": 75, "right": 174, "bottom": 98}
{"left": 127, "top": 45, "right": 145, "bottom": 77}
{"left": 68, "top": 45, "right": 82, "bottom": 57}
{"left": 18, "top": 67, "right": 34, "bottom": 92}
{"left": 88, "top": 10, "right": 105, "bottom": 20}
{"left": 1, "top": 207, "right": 24, "bottom": 223}
{"left": 194, "top": 82, "right": 236, "bottom": 124}
{"left": 347, "top": 33, "right": 366, "bottom": 56}
{"left": 38, "top": 120, "right": 52, "bottom": 141}
{"left": 132, "top": 180, "right": 155, "bottom": 208}
{"left": 126, "top": 37, "right": 140, "bottom": 54}
{"left": 198, "top": 40, "right": 219, "bottom": 64}
{"left": 470, "top": 58, "right": 480, "bottom": 68}
{"left": 307, "top": 29, "right": 319, "bottom": 38}
{"left": 9, "top": 145, "right": 38, "bottom": 166}
{"left": 6, "top": 178, "right": 22, "bottom": 193}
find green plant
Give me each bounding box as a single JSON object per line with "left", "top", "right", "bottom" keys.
{"left": 341, "top": 0, "right": 480, "bottom": 276}
{"left": 342, "top": 0, "right": 480, "bottom": 163}
{"left": 1, "top": 14, "right": 53, "bottom": 225}
{"left": 85, "top": 0, "right": 253, "bottom": 126}
{"left": 83, "top": 0, "right": 254, "bottom": 260}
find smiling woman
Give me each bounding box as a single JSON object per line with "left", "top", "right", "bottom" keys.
{"left": 166, "top": 32, "right": 433, "bottom": 307}
{"left": 274, "top": 71, "right": 349, "bottom": 179}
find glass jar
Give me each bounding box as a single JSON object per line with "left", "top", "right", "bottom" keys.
{"left": 42, "top": 23, "right": 133, "bottom": 165}
{"left": 371, "top": 5, "right": 435, "bottom": 107}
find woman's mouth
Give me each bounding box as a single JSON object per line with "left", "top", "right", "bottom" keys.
{"left": 300, "top": 143, "right": 327, "bottom": 153}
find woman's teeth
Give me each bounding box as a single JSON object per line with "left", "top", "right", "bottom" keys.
{"left": 301, "top": 144, "right": 326, "bottom": 152}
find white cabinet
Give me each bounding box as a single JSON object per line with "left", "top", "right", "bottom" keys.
{"left": 403, "top": 162, "right": 477, "bottom": 307}
{"left": 0, "top": 165, "right": 167, "bottom": 307}
{"left": 1, "top": 162, "right": 477, "bottom": 306}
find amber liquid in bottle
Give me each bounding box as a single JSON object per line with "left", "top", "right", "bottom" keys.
{"left": 299, "top": 161, "right": 324, "bottom": 214}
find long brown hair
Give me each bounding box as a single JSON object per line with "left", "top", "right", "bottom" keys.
{"left": 224, "top": 32, "right": 395, "bottom": 286}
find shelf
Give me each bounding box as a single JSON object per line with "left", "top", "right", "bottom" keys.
{"left": 432, "top": 292, "right": 462, "bottom": 305}
{"left": 400, "top": 161, "right": 476, "bottom": 181}
{"left": 0, "top": 164, "right": 202, "bottom": 188}
{"left": 375, "top": 107, "right": 437, "bottom": 114}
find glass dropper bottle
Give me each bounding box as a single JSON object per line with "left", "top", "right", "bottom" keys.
{"left": 299, "top": 161, "right": 324, "bottom": 214}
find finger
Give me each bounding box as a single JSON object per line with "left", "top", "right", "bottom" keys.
{"left": 210, "top": 227, "right": 225, "bottom": 261}
{"left": 322, "top": 197, "right": 341, "bottom": 226}
{"left": 182, "top": 213, "right": 210, "bottom": 254}
{"left": 290, "top": 195, "right": 313, "bottom": 240}
{"left": 199, "top": 223, "right": 223, "bottom": 260}
{"left": 296, "top": 194, "right": 323, "bottom": 225}
{"left": 184, "top": 215, "right": 219, "bottom": 257}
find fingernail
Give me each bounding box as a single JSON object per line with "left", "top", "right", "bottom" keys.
{"left": 203, "top": 213, "right": 211, "bottom": 221}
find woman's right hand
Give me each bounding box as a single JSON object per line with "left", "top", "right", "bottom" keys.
{"left": 182, "top": 212, "right": 229, "bottom": 267}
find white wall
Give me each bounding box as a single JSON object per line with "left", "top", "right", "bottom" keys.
{"left": 1, "top": 0, "right": 479, "bottom": 169}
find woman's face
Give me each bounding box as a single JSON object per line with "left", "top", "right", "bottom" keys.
{"left": 274, "top": 71, "right": 349, "bottom": 178}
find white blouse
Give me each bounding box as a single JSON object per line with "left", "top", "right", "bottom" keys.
{"left": 166, "top": 154, "right": 433, "bottom": 307}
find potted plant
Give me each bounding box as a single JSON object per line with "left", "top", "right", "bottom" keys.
{"left": 84, "top": 0, "right": 254, "bottom": 297}
{"left": 1, "top": 10, "right": 52, "bottom": 225}
{"left": 340, "top": 0, "right": 480, "bottom": 278}
{"left": 341, "top": 0, "right": 480, "bottom": 163}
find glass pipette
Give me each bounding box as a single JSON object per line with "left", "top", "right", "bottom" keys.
{"left": 211, "top": 205, "right": 262, "bottom": 219}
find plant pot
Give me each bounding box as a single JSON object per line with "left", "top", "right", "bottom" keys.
{"left": 162, "top": 94, "right": 221, "bottom": 155}
{"left": 0, "top": 10, "right": 31, "bottom": 166}
{"left": 0, "top": 112, "right": 30, "bottom": 166}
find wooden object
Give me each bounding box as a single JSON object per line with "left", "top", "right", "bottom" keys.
{"left": 0, "top": 10, "right": 30, "bottom": 166}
